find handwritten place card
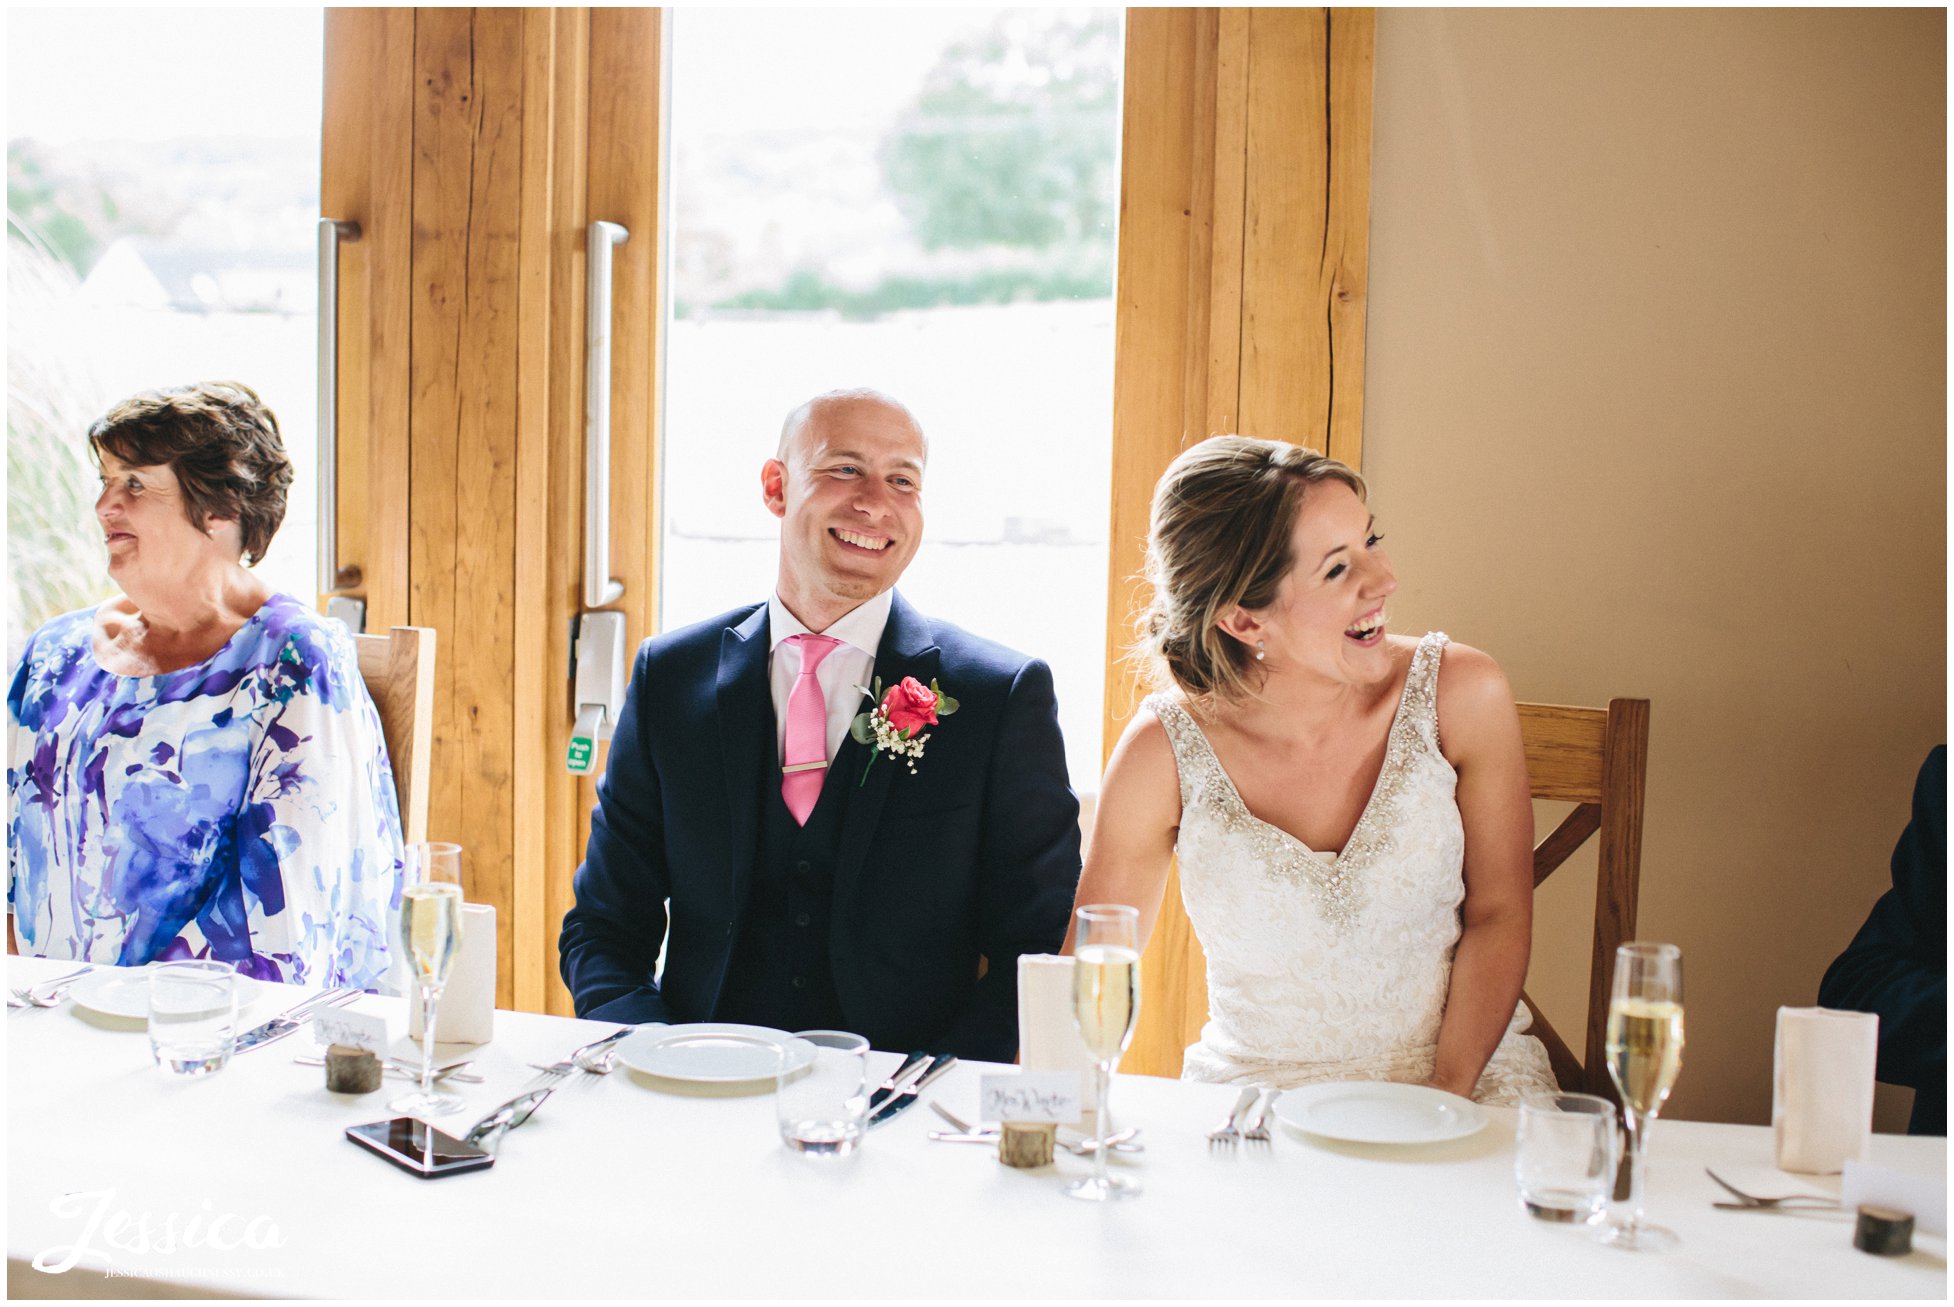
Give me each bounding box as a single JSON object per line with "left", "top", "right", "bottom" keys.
{"left": 980, "top": 1071, "right": 1082, "bottom": 1124}
{"left": 313, "top": 1008, "right": 388, "bottom": 1054}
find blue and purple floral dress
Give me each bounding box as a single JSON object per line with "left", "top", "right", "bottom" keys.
{"left": 8, "top": 594, "right": 404, "bottom": 991}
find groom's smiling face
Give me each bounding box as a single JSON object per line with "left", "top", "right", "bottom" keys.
{"left": 763, "top": 394, "right": 927, "bottom": 629}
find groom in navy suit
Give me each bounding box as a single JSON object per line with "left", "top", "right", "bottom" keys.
{"left": 559, "top": 389, "right": 1082, "bottom": 1061}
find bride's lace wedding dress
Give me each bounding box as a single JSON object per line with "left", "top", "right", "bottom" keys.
{"left": 1147, "top": 632, "right": 1557, "bottom": 1104}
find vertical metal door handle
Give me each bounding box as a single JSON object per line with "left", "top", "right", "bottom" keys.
{"left": 585, "top": 220, "right": 629, "bottom": 609}
{"left": 317, "top": 217, "right": 363, "bottom": 593}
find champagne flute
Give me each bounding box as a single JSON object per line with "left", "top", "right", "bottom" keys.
{"left": 389, "top": 842, "right": 467, "bottom": 1116}
{"left": 1597, "top": 941, "right": 1684, "bottom": 1251}
{"left": 1067, "top": 903, "right": 1142, "bottom": 1202}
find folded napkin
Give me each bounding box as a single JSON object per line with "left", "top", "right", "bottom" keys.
{"left": 1017, "top": 954, "right": 1096, "bottom": 1130}
{"left": 409, "top": 903, "right": 496, "bottom": 1046}
{"left": 1773, "top": 1006, "right": 1877, "bottom": 1174}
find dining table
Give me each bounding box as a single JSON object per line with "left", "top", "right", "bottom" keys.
{"left": 7, "top": 955, "right": 1945, "bottom": 1299}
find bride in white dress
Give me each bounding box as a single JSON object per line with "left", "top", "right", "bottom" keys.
{"left": 1070, "top": 437, "right": 1555, "bottom": 1103}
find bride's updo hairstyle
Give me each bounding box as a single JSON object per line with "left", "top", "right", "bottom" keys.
{"left": 1139, "top": 435, "right": 1366, "bottom": 702}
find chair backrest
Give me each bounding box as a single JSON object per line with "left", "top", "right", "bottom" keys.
{"left": 1515, "top": 698, "right": 1650, "bottom": 1097}
{"left": 353, "top": 626, "right": 436, "bottom": 846}
{"left": 1122, "top": 696, "right": 1650, "bottom": 1100}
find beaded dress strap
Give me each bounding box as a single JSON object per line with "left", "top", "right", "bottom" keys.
{"left": 1142, "top": 692, "right": 1212, "bottom": 811}
{"left": 1399, "top": 632, "right": 1450, "bottom": 754}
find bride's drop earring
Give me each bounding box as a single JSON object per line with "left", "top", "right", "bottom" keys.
{"left": 1254, "top": 640, "right": 1266, "bottom": 662}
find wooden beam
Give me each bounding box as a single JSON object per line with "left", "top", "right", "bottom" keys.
{"left": 1238, "top": 8, "right": 1332, "bottom": 448}
{"left": 512, "top": 7, "right": 578, "bottom": 1014}
{"left": 1203, "top": 9, "right": 1250, "bottom": 440}
{"left": 1110, "top": 7, "right": 1376, "bottom": 1078}
{"left": 410, "top": 7, "right": 526, "bottom": 1005}
{"left": 1325, "top": 8, "right": 1375, "bottom": 469}
{"left": 320, "top": 7, "right": 372, "bottom": 611}
{"left": 321, "top": 8, "right": 413, "bottom": 630}
{"left": 525, "top": 9, "right": 592, "bottom": 1017}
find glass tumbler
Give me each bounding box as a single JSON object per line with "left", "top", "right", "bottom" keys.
{"left": 776, "top": 1030, "right": 869, "bottom": 1158}
{"left": 148, "top": 960, "right": 239, "bottom": 1076}
{"left": 1516, "top": 1091, "right": 1618, "bottom": 1224}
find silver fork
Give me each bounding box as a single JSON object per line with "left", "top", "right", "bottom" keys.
{"left": 1241, "top": 1087, "right": 1274, "bottom": 1146}
{"left": 9, "top": 967, "right": 93, "bottom": 1008}
{"left": 1208, "top": 1086, "right": 1259, "bottom": 1148}
{"left": 525, "top": 1028, "right": 634, "bottom": 1083}
{"left": 573, "top": 1041, "right": 623, "bottom": 1075}
{"left": 1704, "top": 1168, "right": 1839, "bottom": 1209}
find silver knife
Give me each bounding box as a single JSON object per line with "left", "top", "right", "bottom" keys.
{"left": 232, "top": 989, "right": 360, "bottom": 1054}
{"left": 866, "top": 1049, "right": 931, "bottom": 1115}
{"left": 868, "top": 1053, "right": 957, "bottom": 1127}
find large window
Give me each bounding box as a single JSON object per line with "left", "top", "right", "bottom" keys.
{"left": 7, "top": 8, "right": 324, "bottom": 658}
{"left": 661, "top": 8, "right": 1123, "bottom": 789}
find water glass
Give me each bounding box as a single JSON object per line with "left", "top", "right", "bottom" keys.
{"left": 776, "top": 1030, "right": 869, "bottom": 1158}
{"left": 1516, "top": 1091, "right": 1618, "bottom": 1224}
{"left": 149, "top": 960, "right": 238, "bottom": 1076}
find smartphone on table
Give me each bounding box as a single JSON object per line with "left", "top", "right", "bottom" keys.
{"left": 345, "top": 1117, "right": 495, "bottom": 1179}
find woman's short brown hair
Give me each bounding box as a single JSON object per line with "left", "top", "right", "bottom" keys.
{"left": 1137, "top": 435, "right": 1367, "bottom": 703}
{"left": 88, "top": 381, "right": 293, "bottom": 566}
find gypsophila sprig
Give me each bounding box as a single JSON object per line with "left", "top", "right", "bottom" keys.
{"left": 849, "top": 675, "right": 960, "bottom": 784}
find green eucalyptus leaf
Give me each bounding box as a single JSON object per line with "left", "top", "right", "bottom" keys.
{"left": 936, "top": 693, "right": 961, "bottom": 715}
{"left": 849, "top": 713, "right": 875, "bottom": 745}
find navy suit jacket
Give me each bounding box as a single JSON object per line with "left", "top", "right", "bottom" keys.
{"left": 1819, "top": 745, "right": 1946, "bottom": 1135}
{"left": 558, "top": 591, "right": 1082, "bottom": 1062}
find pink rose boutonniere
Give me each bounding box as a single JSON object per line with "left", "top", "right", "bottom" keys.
{"left": 849, "top": 675, "right": 960, "bottom": 783}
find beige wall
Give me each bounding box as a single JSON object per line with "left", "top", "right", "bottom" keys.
{"left": 1366, "top": 8, "right": 1945, "bottom": 1125}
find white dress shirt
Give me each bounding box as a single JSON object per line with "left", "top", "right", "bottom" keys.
{"left": 767, "top": 590, "right": 893, "bottom": 771}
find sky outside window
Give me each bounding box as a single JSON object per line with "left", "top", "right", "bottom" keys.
{"left": 661, "top": 8, "right": 1122, "bottom": 791}
{"left": 8, "top": 7, "right": 325, "bottom": 654}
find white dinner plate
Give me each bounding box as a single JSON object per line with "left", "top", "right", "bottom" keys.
{"left": 67, "top": 966, "right": 269, "bottom": 1021}
{"left": 1271, "top": 1081, "right": 1488, "bottom": 1145}
{"left": 614, "top": 1023, "right": 816, "bottom": 1084}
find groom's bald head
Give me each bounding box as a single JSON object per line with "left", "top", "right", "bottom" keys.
{"left": 776, "top": 389, "right": 927, "bottom": 463}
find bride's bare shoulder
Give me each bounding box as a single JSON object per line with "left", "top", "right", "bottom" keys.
{"left": 1431, "top": 640, "right": 1520, "bottom": 753}
{"left": 1433, "top": 638, "right": 1510, "bottom": 695}
{"left": 1115, "top": 695, "right": 1174, "bottom": 757}
{"left": 1103, "top": 697, "right": 1183, "bottom": 799}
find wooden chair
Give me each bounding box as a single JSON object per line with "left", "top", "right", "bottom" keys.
{"left": 1124, "top": 697, "right": 1650, "bottom": 1101}
{"left": 1516, "top": 698, "right": 1650, "bottom": 1097}
{"left": 354, "top": 626, "right": 436, "bottom": 845}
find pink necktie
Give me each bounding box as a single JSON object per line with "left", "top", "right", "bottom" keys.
{"left": 781, "top": 634, "right": 841, "bottom": 825}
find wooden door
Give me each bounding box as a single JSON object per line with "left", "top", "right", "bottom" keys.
{"left": 321, "top": 8, "right": 665, "bottom": 1010}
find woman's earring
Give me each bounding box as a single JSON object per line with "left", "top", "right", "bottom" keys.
{"left": 1255, "top": 640, "right": 1266, "bottom": 663}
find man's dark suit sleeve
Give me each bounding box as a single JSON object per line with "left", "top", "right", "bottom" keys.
{"left": 557, "top": 643, "right": 676, "bottom": 1024}
{"left": 1818, "top": 745, "right": 1946, "bottom": 1133}
{"left": 936, "top": 657, "right": 1083, "bottom": 1060}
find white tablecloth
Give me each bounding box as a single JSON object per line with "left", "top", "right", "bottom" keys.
{"left": 7, "top": 957, "right": 1945, "bottom": 1299}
